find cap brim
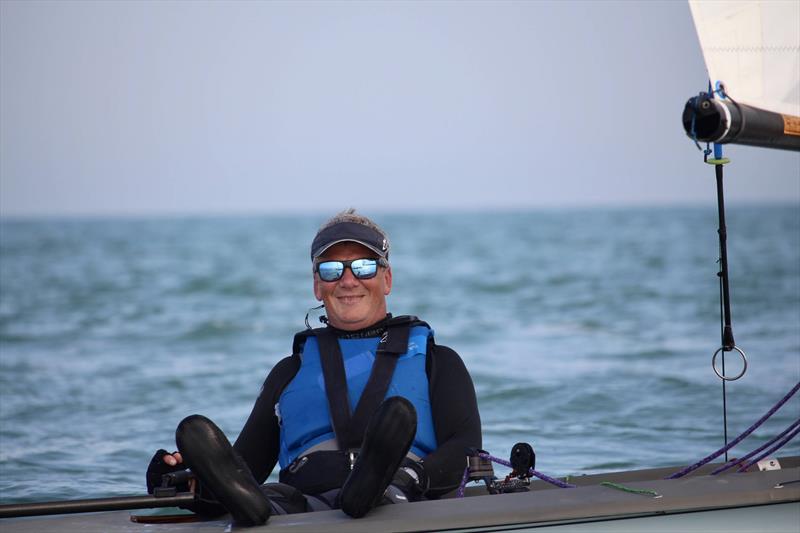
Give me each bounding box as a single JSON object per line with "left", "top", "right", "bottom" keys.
{"left": 311, "top": 221, "right": 388, "bottom": 260}
{"left": 314, "top": 239, "right": 385, "bottom": 259}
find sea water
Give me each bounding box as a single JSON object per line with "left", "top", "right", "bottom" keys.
{"left": 1, "top": 206, "right": 798, "bottom": 503}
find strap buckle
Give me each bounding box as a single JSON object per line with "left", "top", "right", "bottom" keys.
{"left": 348, "top": 450, "right": 358, "bottom": 470}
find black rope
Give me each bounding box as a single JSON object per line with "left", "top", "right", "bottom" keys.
{"left": 716, "top": 164, "right": 735, "bottom": 351}
{"left": 715, "top": 159, "right": 735, "bottom": 460}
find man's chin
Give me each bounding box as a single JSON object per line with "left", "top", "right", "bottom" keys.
{"left": 328, "top": 312, "right": 372, "bottom": 331}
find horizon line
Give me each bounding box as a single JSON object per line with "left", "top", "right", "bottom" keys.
{"left": 1, "top": 200, "right": 798, "bottom": 222}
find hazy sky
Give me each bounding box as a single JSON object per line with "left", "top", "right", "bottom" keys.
{"left": 1, "top": 0, "right": 798, "bottom": 217}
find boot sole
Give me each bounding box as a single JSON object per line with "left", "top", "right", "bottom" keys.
{"left": 340, "top": 397, "right": 417, "bottom": 518}
{"left": 176, "top": 414, "right": 271, "bottom": 527}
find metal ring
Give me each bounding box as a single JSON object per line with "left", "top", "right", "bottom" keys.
{"left": 712, "top": 345, "right": 748, "bottom": 381}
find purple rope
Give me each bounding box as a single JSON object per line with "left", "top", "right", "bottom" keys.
{"left": 737, "top": 425, "right": 800, "bottom": 473}
{"left": 666, "top": 381, "right": 800, "bottom": 479}
{"left": 711, "top": 418, "right": 800, "bottom": 475}
{"left": 478, "top": 452, "right": 576, "bottom": 488}
{"left": 456, "top": 465, "right": 470, "bottom": 498}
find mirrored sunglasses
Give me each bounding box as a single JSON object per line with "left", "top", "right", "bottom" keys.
{"left": 315, "top": 258, "right": 388, "bottom": 282}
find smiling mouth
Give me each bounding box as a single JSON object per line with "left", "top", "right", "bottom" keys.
{"left": 337, "top": 295, "right": 364, "bottom": 305}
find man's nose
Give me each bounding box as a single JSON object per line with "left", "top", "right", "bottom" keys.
{"left": 338, "top": 267, "right": 360, "bottom": 286}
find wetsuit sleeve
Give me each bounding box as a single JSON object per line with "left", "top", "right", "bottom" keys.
{"left": 422, "top": 343, "right": 482, "bottom": 498}
{"left": 233, "top": 355, "right": 300, "bottom": 484}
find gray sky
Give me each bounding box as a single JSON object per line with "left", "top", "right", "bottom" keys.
{"left": 1, "top": 0, "right": 798, "bottom": 217}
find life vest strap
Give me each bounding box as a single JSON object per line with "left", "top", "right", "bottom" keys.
{"left": 349, "top": 324, "right": 410, "bottom": 447}
{"left": 316, "top": 328, "right": 356, "bottom": 449}
{"left": 315, "top": 322, "right": 412, "bottom": 450}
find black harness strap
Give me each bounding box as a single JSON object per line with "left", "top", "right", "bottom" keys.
{"left": 314, "top": 322, "right": 412, "bottom": 450}
{"left": 316, "top": 328, "right": 355, "bottom": 449}
{"left": 348, "top": 325, "right": 411, "bottom": 448}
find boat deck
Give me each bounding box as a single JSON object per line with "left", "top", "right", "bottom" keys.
{"left": 3, "top": 458, "right": 799, "bottom": 532}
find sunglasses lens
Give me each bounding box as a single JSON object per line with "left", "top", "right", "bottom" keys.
{"left": 317, "top": 259, "right": 381, "bottom": 281}
{"left": 318, "top": 261, "right": 344, "bottom": 281}
{"left": 350, "top": 259, "right": 378, "bottom": 279}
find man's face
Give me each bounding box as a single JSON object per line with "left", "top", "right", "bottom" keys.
{"left": 313, "top": 241, "right": 392, "bottom": 331}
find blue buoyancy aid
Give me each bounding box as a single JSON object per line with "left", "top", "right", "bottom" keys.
{"left": 277, "top": 325, "right": 437, "bottom": 468}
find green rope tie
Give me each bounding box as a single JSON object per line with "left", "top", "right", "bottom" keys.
{"left": 705, "top": 157, "right": 731, "bottom": 165}
{"left": 600, "top": 481, "right": 662, "bottom": 498}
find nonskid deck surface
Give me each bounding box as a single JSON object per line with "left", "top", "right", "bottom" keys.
{"left": 3, "top": 459, "right": 799, "bottom": 532}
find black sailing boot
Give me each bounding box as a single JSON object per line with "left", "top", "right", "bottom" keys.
{"left": 339, "top": 396, "right": 417, "bottom": 518}
{"left": 176, "top": 414, "right": 271, "bottom": 527}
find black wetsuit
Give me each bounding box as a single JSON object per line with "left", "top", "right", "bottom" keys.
{"left": 232, "top": 316, "right": 482, "bottom": 508}
{"left": 168, "top": 316, "right": 482, "bottom": 516}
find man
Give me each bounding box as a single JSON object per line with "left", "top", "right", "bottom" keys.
{"left": 147, "top": 209, "right": 482, "bottom": 526}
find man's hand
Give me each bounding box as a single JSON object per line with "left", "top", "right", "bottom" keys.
{"left": 146, "top": 449, "right": 188, "bottom": 494}
{"left": 391, "top": 459, "right": 427, "bottom": 501}
{"left": 162, "top": 451, "right": 183, "bottom": 466}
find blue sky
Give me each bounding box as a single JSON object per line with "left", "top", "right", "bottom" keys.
{"left": 1, "top": 0, "right": 798, "bottom": 217}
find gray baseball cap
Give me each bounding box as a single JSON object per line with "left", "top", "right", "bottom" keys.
{"left": 311, "top": 221, "right": 389, "bottom": 261}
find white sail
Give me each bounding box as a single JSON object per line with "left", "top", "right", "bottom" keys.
{"left": 688, "top": 0, "right": 800, "bottom": 118}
